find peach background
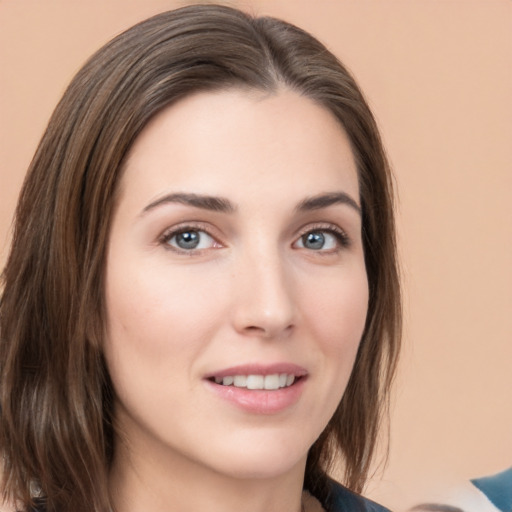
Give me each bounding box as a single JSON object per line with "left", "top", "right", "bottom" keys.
{"left": 1, "top": 1, "right": 511, "bottom": 510}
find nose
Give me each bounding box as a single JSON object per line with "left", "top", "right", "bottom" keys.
{"left": 231, "top": 247, "right": 296, "bottom": 339}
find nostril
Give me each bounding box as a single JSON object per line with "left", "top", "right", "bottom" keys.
{"left": 245, "top": 325, "right": 265, "bottom": 332}
{"left": 242, "top": 325, "right": 270, "bottom": 337}
{"left": 242, "top": 323, "right": 294, "bottom": 338}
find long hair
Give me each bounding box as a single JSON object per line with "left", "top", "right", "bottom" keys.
{"left": 0, "top": 5, "right": 401, "bottom": 511}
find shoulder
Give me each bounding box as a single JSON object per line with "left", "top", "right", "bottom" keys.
{"left": 0, "top": 494, "right": 17, "bottom": 512}
{"left": 0, "top": 505, "right": 40, "bottom": 512}
{"left": 326, "top": 479, "right": 392, "bottom": 512}
{"left": 0, "top": 498, "right": 44, "bottom": 512}
{"left": 0, "top": 501, "right": 17, "bottom": 512}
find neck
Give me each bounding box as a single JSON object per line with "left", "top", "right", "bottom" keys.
{"left": 109, "top": 436, "right": 307, "bottom": 512}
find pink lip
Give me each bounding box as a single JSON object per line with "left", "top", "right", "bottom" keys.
{"left": 203, "top": 363, "right": 308, "bottom": 415}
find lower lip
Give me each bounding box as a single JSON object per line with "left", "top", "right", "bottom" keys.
{"left": 204, "top": 378, "right": 306, "bottom": 415}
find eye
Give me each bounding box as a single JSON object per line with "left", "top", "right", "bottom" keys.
{"left": 294, "top": 227, "right": 349, "bottom": 252}
{"left": 162, "top": 227, "right": 220, "bottom": 252}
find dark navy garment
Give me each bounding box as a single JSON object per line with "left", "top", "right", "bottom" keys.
{"left": 326, "top": 479, "right": 391, "bottom": 512}
{"left": 471, "top": 467, "right": 512, "bottom": 512}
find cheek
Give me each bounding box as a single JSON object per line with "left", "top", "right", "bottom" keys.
{"left": 103, "top": 263, "right": 228, "bottom": 437}
{"left": 301, "top": 263, "right": 369, "bottom": 388}
{"left": 306, "top": 265, "right": 368, "bottom": 346}
{"left": 286, "top": 263, "right": 368, "bottom": 446}
{"left": 105, "top": 259, "right": 223, "bottom": 347}
{"left": 102, "top": 259, "right": 228, "bottom": 403}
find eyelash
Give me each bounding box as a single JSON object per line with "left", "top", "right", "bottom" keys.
{"left": 158, "top": 222, "right": 350, "bottom": 255}
{"left": 159, "top": 222, "right": 221, "bottom": 255}
{"left": 295, "top": 223, "right": 351, "bottom": 253}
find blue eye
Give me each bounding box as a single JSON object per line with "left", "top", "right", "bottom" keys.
{"left": 165, "top": 229, "right": 217, "bottom": 251}
{"left": 295, "top": 228, "right": 348, "bottom": 251}
{"left": 302, "top": 232, "right": 327, "bottom": 250}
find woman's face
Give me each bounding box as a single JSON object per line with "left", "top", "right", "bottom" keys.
{"left": 104, "top": 88, "right": 368, "bottom": 480}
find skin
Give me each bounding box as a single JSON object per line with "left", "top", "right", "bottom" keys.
{"left": 104, "top": 88, "right": 369, "bottom": 512}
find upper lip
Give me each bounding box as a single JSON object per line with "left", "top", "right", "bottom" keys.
{"left": 204, "top": 363, "right": 308, "bottom": 379}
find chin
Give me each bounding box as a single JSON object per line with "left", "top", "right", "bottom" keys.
{"left": 200, "top": 431, "right": 311, "bottom": 481}
{"left": 214, "top": 454, "right": 306, "bottom": 481}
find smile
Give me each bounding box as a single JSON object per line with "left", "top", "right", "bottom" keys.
{"left": 212, "top": 374, "right": 297, "bottom": 390}
{"left": 204, "top": 364, "right": 307, "bottom": 413}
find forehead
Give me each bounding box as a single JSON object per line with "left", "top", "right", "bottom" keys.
{"left": 119, "top": 87, "right": 359, "bottom": 208}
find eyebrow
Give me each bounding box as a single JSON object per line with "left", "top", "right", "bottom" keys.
{"left": 142, "top": 192, "right": 236, "bottom": 215}
{"left": 141, "top": 191, "right": 361, "bottom": 216}
{"left": 295, "top": 192, "right": 361, "bottom": 215}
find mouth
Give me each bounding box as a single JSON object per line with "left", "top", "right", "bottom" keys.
{"left": 204, "top": 365, "right": 307, "bottom": 414}
{"left": 208, "top": 373, "right": 302, "bottom": 390}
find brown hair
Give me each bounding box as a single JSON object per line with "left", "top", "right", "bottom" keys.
{"left": 0, "top": 5, "right": 400, "bottom": 511}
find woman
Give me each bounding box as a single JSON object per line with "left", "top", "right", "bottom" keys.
{"left": 0, "top": 5, "right": 401, "bottom": 512}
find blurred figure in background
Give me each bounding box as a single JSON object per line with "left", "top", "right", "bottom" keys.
{"left": 409, "top": 467, "right": 512, "bottom": 512}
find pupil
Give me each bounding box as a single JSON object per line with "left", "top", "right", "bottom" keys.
{"left": 176, "top": 231, "right": 200, "bottom": 249}
{"left": 304, "top": 232, "right": 325, "bottom": 250}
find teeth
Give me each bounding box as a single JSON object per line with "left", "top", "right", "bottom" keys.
{"left": 222, "top": 376, "right": 234, "bottom": 386}
{"left": 264, "top": 374, "right": 280, "bottom": 390}
{"left": 246, "top": 375, "right": 264, "bottom": 389}
{"left": 213, "top": 373, "right": 298, "bottom": 390}
{"left": 233, "top": 375, "right": 247, "bottom": 387}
